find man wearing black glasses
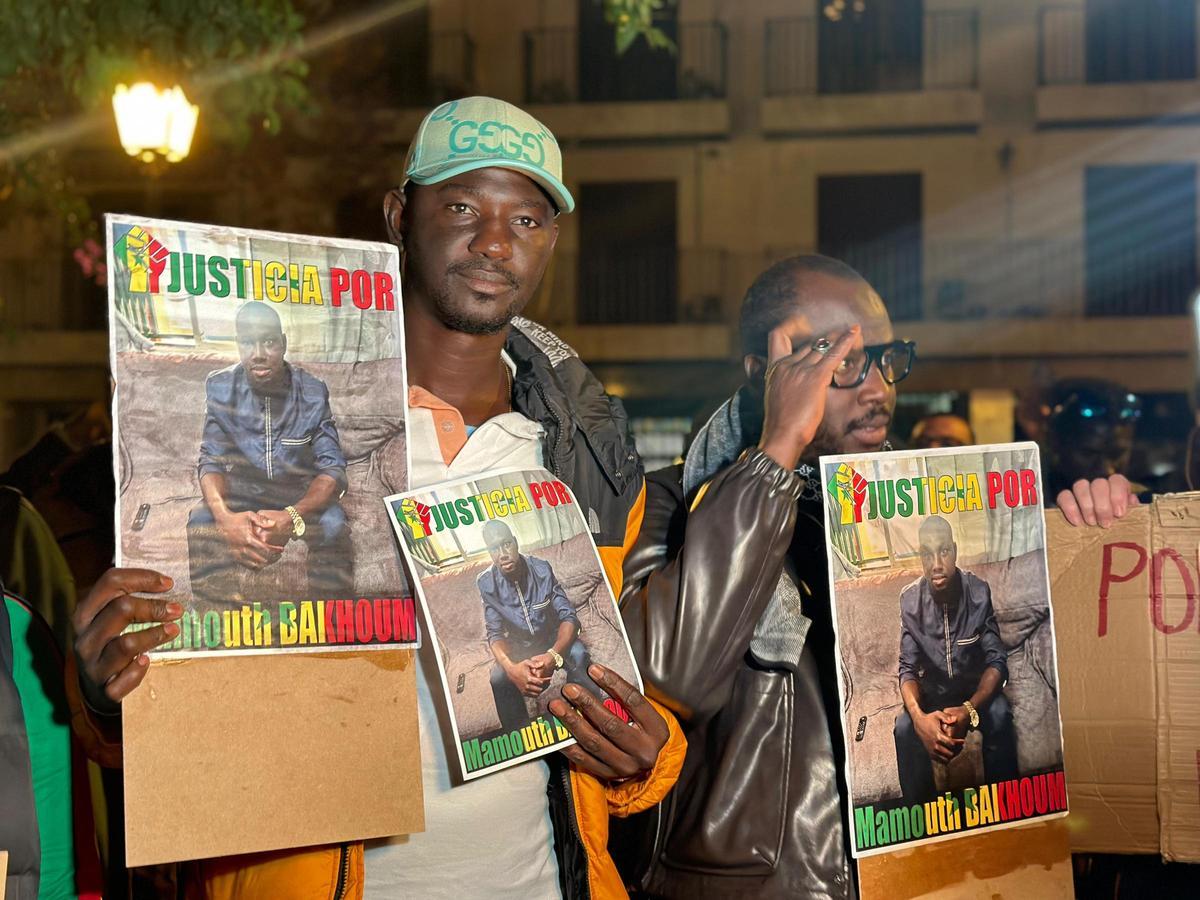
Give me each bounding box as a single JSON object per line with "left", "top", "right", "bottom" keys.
{"left": 616, "top": 255, "right": 910, "bottom": 899}
{"left": 617, "top": 256, "right": 1134, "bottom": 898}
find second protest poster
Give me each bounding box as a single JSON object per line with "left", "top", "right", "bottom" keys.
{"left": 387, "top": 467, "right": 643, "bottom": 779}
{"left": 819, "top": 442, "right": 1068, "bottom": 857}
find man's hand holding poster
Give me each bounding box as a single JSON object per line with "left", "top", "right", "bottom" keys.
{"left": 819, "top": 442, "right": 1068, "bottom": 856}
{"left": 106, "top": 215, "right": 418, "bottom": 657}
{"left": 387, "top": 467, "right": 644, "bottom": 779}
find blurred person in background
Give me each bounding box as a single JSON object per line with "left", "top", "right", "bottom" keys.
{"left": 1, "top": 402, "right": 115, "bottom": 645}
{"left": 1038, "top": 378, "right": 1145, "bottom": 501}
{"left": 909, "top": 413, "right": 974, "bottom": 449}
{"left": 1, "top": 401, "right": 111, "bottom": 501}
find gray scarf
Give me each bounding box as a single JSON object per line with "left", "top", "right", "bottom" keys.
{"left": 682, "top": 391, "right": 814, "bottom": 671}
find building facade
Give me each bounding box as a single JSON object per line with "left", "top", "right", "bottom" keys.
{"left": 2, "top": 0, "right": 1197, "bottom": 470}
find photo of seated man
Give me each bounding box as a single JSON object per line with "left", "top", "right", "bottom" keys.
{"left": 893, "top": 515, "right": 1018, "bottom": 802}
{"left": 479, "top": 520, "right": 602, "bottom": 731}
{"left": 186, "top": 301, "right": 353, "bottom": 606}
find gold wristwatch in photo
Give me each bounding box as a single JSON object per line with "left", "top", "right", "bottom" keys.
{"left": 285, "top": 505, "right": 306, "bottom": 537}
{"left": 547, "top": 648, "right": 564, "bottom": 670}
{"left": 963, "top": 700, "right": 980, "bottom": 729}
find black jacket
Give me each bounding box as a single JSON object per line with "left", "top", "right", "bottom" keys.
{"left": 618, "top": 444, "right": 855, "bottom": 899}
{"left": 899, "top": 568, "right": 1008, "bottom": 699}
{"left": 506, "top": 318, "right": 646, "bottom": 900}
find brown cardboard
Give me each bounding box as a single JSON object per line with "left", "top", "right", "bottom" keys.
{"left": 858, "top": 818, "right": 1073, "bottom": 899}
{"left": 122, "top": 649, "right": 422, "bottom": 866}
{"left": 1, "top": 850, "right": 7, "bottom": 900}
{"left": 1047, "top": 508, "right": 1159, "bottom": 854}
{"left": 1151, "top": 495, "right": 1200, "bottom": 862}
{"left": 1048, "top": 495, "right": 1200, "bottom": 861}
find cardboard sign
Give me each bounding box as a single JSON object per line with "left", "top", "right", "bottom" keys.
{"left": 122, "top": 650, "right": 423, "bottom": 866}
{"left": 857, "top": 818, "right": 1074, "bottom": 899}
{"left": 1048, "top": 493, "right": 1200, "bottom": 861}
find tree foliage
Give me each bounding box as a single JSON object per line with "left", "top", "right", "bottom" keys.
{"left": 0, "top": 0, "right": 311, "bottom": 250}
{"left": 0, "top": 0, "right": 670, "bottom": 268}
{"left": 600, "top": 0, "right": 677, "bottom": 54}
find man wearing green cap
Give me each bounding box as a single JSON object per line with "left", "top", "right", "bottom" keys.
{"left": 68, "top": 97, "right": 684, "bottom": 900}
{"left": 403, "top": 96, "right": 575, "bottom": 213}
{"left": 371, "top": 95, "right": 682, "bottom": 899}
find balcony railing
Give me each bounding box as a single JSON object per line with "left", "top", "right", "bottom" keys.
{"left": 768, "top": 241, "right": 923, "bottom": 321}
{"left": 1039, "top": 2, "right": 1199, "bottom": 86}
{"left": 535, "top": 248, "right": 739, "bottom": 327}
{"left": 925, "top": 240, "right": 1084, "bottom": 319}
{"left": 1084, "top": 242, "right": 1196, "bottom": 317}
{"left": 524, "top": 22, "right": 727, "bottom": 104}
{"left": 0, "top": 258, "right": 62, "bottom": 330}
{"left": 906, "top": 238, "right": 1192, "bottom": 319}
{"left": 765, "top": 240, "right": 1098, "bottom": 321}
{"left": 764, "top": 10, "right": 978, "bottom": 96}
{"left": 364, "top": 29, "right": 474, "bottom": 107}
{"left": 577, "top": 246, "right": 679, "bottom": 324}
{"left": 543, "top": 239, "right": 1163, "bottom": 328}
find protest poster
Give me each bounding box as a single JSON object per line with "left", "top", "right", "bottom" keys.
{"left": 386, "top": 467, "right": 643, "bottom": 779}
{"left": 819, "top": 442, "right": 1067, "bottom": 856}
{"left": 106, "top": 214, "right": 417, "bottom": 656}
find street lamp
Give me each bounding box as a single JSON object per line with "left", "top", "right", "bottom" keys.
{"left": 111, "top": 82, "right": 199, "bottom": 164}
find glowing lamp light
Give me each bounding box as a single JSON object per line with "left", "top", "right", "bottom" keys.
{"left": 112, "top": 82, "right": 199, "bottom": 163}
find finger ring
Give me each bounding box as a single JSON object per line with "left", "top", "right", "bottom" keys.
{"left": 812, "top": 338, "right": 832, "bottom": 353}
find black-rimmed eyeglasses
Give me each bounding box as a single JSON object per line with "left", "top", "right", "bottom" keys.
{"left": 830, "top": 340, "right": 916, "bottom": 389}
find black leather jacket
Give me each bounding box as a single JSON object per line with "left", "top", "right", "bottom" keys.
{"left": 506, "top": 317, "right": 646, "bottom": 900}
{"left": 618, "top": 450, "right": 855, "bottom": 899}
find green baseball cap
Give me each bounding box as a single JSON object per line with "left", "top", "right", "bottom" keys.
{"left": 403, "top": 96, "right": 575, "bottom": 214}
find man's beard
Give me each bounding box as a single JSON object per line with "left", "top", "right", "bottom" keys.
{"left": 807, "top": 404, "right": 893, "bottom": 458}
{"left": 425, "top": 259, "right": 525, "bottom": 336}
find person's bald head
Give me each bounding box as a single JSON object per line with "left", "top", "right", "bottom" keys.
{"left": 739, "top": 254, "right": 897, "bottom": 457}
{"left": 482, "top": 519, "right": 514, "bottom": 547}
{"left": 739, "top": 255, "right": 888, "bottom": 357}
{"left": 911, "top": 414, "right": 974, "bottom": 450}
{"left": 235, "top": 301, "right": 283, "bottom": 336}
{"left": 919, "top": 514, "right": 954, "bottom": 544}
